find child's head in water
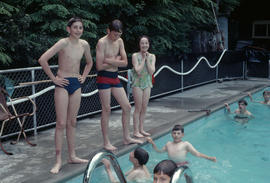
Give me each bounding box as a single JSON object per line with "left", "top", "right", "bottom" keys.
{"left": 129, "top": 147, "right": 149, "bottom": 166}
{"left": 263, "top": 91, "right": 269, "bottom": 101}
{"left": 238, "top": 99, "right": 248, "bottom": 111}
{"left": 153, "top": 159, "right": 177, "bottom": 183}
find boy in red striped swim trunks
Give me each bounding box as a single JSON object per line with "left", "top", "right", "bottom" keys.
{"left": 96, "top": 19, "right": 142, "bottom": 151}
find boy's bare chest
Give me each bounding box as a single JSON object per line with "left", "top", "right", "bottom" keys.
{"left": 63, "top": 44, "right": 84, "bottom": 61}
{"left": 167, "top": 142, "right": 186, "bottom": 152}
{"left": 104, "top": 42, "right": 120, "bottom": 57}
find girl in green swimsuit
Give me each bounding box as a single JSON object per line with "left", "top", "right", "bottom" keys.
{"left": 131, "top": 36, "right": 156, "bottom": 137}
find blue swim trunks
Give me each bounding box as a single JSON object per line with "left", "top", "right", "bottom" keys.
{"left": 56, "top": 77, "right": 81, "bottom": 95}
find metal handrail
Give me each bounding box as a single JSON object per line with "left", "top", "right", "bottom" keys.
{"left": 83, "top": 151, "right": 127, "bottom": 183}
{"left": 171, "top": 165, "right": 194, "bottom": 183}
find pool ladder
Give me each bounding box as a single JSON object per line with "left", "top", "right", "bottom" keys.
{"left": 171, "top": 165, "right": 194, "bottom": 183}
{"left": 83, "top": 151, "right": 127, "bottom": 183}
{"left": 83, "top": 151, "right": 194, "bottom": 183}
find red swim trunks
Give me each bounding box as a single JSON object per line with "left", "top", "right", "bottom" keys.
{"left": 97, "top": 71, "right": 123, "bottom": 89}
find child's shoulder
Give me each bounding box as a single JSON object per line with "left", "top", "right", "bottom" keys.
{"left": 58, "top": 37, "right": 69, "bottom": 44}
{"left": 132, "top": 52, "right": 139, "bottom": 56}
{"left": 179, "top": 141, "right": 191, "bottom": 146}
{"left": 79, "top": 39, "right": 90, "bottom": 46}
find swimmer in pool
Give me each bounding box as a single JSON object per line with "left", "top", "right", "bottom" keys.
{"left": 225, "top": 99, "right": 254, "bottom": 123}
{"left": 147, "top": 124, "right": 216, "bottom": 167}
{"left": 248, "top": 91, "right": 270, "bottom": 105}
{"left": 102, "top": 147, "right": 151, "bottom": 183}
{"left": 153, "top": 159, "right": 177, "bottom": 183}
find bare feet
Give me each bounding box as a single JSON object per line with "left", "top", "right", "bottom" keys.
{"left": 140, "top": 130, "right": 151, "bottom": 136}
{"left": 104, "top": 144, "right": 118, "bottom": 152}
{"left": 50, "top": 162, "right": 61, "bottom": 174}
{"left": 123, "top": 137, "right": 143, "bottom": 145}
{"left": 68, "top": 156, "right": 89, "bottom": 164}
{"left": 133, "top": 132, "right": 144, "bottom": 138}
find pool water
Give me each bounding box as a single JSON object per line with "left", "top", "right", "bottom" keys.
{"left": 67, "top": 88, "right": 270, "bottom": 183}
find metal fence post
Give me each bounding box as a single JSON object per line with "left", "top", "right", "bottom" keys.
{"left": 216, "top": 64, "right": 219, "bottom": 82}
{"left": 181, "top": 59, "right": 184, "bottom": 92}
{"left": 127, "top": 69, "right": 131, "bottom": 100}
{"left": 243, "top": 61, "right": 246, "bottom": 80}
{"left": 31, "top": 69, "right": 37, "bottom": 136}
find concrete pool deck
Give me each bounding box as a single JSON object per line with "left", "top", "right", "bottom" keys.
{"left": 0, "top": 78, "right": 269, "bottom": 183}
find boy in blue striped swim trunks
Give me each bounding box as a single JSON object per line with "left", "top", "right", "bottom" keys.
{"left": 96, "top": 19, "right": 142, "bottom": 151}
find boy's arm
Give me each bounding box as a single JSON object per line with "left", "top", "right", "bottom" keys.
{"left": 224, "top": 103, "right": 231, "bottom": 113}
{"left": 187, "top": 142, "right": 217, "bottom": 162}
{"left": 146, "top": 137, "right": 166, "bottom": 153}
{"left": 104, "top": 39, "right": 128, "bottom": 68}
{"left": 79, "top": 41, "right": 93, "bottom": 84}
{"left": 146, "top": 54, "right": 156, "bottom": 75}
{"left": 248, "top": 92, "right": 261, "bottom": 103}
{"left": 102, "top": 159, "right": 120, "bottom": 183}
{"left": 96, "top": 40, "right": 112, "bottom": 71}
{"left": 247, "top": 92, "right": 253, "bottom": 102}
{"left": 38, "top": 39, "right": 69, "bottom": 86}
{"left": 197, "top": 153, "right": 217, "bottom": 162}
{"left": 132, "top": 53, "right": 145, "bottom": 75}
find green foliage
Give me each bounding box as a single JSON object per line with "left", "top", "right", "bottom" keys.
{"left": 219, "top": 0, "right": 240, "bottom": 14}
{"left": 0, "top": 1, "right": 18, "bottom": 17}
{"left": 0, "top": 0, "right": 240, "bottom": 67}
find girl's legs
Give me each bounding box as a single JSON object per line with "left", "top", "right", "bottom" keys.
{"left": 132, "top": 87, "right": 144, "bottom": 138}
{"left": 139, "top": 87, "right": 151, "bottom": 136}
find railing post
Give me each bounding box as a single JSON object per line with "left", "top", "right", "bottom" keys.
{"left": 31, "top": 69, "right": 37, "bottom": 136}
{"left": 243, "top": 60, "right": 246, "bottom": 80}
{"left": 181, "top": 59, "right": 184, "bottom": 92}
{"left": 216, "top": 64, "right": 219, "bottom": 82}
{"left": 127, "top": 69, "right": 131, "bottom": 101}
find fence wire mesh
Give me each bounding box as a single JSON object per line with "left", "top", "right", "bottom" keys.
{"left": 1, "top": 50, "right": 259, "bottom": 139}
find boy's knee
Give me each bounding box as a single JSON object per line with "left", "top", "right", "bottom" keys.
{"left": 68, "top": 120, "right": 77, "bottom": 128}
{"left": 56, "top": 121, "right": 66, "bottom": 129}
{"left": 122, "top": 104, "right": 131, "bottom": 113}
{"left": 141, "top": 105, "right": 147, "bottom": 113}
{"left": 102, "top": 105, "right": 111, "bottom": 114}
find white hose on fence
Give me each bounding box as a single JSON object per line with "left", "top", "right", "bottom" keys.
{"left": 154, "top": 49, "right": 227, "bottom": 77}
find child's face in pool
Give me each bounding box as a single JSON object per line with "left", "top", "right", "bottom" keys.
{"left": 238, "top": 102, "right": 246, "bottom": 110}
{"left": 153, "top": 172, "right": 171, "bottom": 183}
{"left": 263, "top": 93, "right": 269, "bottom": 101}
{"left": 171, "top": 130, "right": 183, "bottom": 143}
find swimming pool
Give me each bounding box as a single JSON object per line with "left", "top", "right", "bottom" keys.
{"left": 66, "top": 87, "right": 270, "bottom": 183}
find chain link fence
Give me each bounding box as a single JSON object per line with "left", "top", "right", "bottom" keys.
{"left": 1, "top": 50, "right": 262, "bottom": 139}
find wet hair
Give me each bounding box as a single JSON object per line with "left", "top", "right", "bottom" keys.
{"left": 67, "top": 17, "right": 83, "bottom": 27}
{"left": 172, "top": 124, "right": 184, "bottom": 133}
{"left": 134, "top": 147, "right": 149, "bottom": 165}
{"left": 238, "top": 99, "right": 247, "bottom": 106}
{"left": 108, "top": 19, "right": 123, "bottom": 32}
{"left": 153, "top": 159, "right": 177, "bottom": 178}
